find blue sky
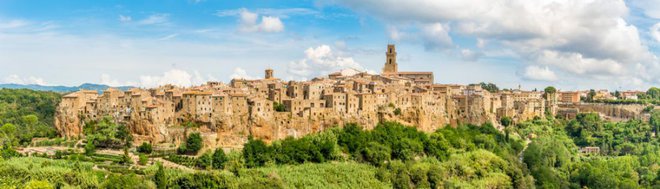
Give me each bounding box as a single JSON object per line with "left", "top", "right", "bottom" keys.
{"left": 1, "top": 0, "right": 660, "bottom": 91}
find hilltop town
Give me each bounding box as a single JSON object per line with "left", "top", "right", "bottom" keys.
{"left": 53, "top": 44, "right": 646, "bottom": 150}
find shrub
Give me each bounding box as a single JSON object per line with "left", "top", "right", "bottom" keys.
{"left": 137, "top": 142, "right": 153, "bottom": 154}
{"left": 197, "top": 152, "right": 212, "bottom": 169}
{"left": 394, "top": 108, "right": 402, "bottom": 116}
{"left": 212, "top": 148, "right": 228, "bottom": 169}
{"left": 153, "top": 163, "right": 167, "bottom": 189}
{"left": 84, "top": 141, "right": 96, "bottom": 155}
{"left": 243, "top": 137, "right": 272, "bottom": 168}
{"left": 24, "top": 180, "right": 53, "bottom": 189}
{"left": 360, "top": 142, "right": 391, "bottom": 166}
{"left": 138, "top": 154, "right": 148, "bottom": 165}
{"left": 178, "top": 133, "right": 202, "bottom": 155}
{"left": 273, "top": 102, "right": 286, "bottom": 112}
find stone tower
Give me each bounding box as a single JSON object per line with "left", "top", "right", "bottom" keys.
{"left": 383, "top": 44, "right": 398, "bottom": 74}
{"left": 265, "top": 69, "right": 274, "bottom": 79}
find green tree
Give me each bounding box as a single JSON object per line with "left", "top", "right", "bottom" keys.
{"left": 178, "top": 132, "right": 203, "bottom": 155}
{"left": 137, "top": 142, "right": 153, "bottom": 154}
{"left": 586, "top": 89, "right": 596, "bottom": 102}
{"left": 647, "top": 87, "right": 660, "bottom": 99}
{"left": 273, "top": 102, "right": 286, "bottom": 112}
{"left": 153, "top": 162, "right": 168, "bottom": 189}
{"left": 475, "top": 82, "right": 499, "bottom": 93}
{"left": 650, "top": 110, "right": 660, "bottom": 136}
{"left": 212, "top": 148, "right": 228, "bottom": 169}
{"left": 360, "top": 142, "right": 391, "bottom": 166}
{"left": 243, "top": 136, "right": 272, "bottom": 168}
{"left": 197, "top": 152, "right": 212, "bottom": 169}
{"left": 138, "top": 154, "right": 148, "bottom": 165}
{"left": 393, "top": 108, "right": 402, "bottom": 116}
{"left": 544, "top": 86, "right": 557, "bottom": 95}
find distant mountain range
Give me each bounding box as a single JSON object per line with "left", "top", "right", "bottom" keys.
{"left": 0, "top": 83, "right": 134, "bottom": 93}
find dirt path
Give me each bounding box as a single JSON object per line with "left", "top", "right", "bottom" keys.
{"left": 95, "top": 149, "right": 194, "bottom": 171}
{"left": 17, "top": 146, "right": 72, "bottom": 156}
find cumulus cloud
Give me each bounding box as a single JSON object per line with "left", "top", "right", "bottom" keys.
{"left": 332, "top": 0, "right": 657, "bottom": 84}
{"left": 2, "top": 74, "right": 47, "bottom": 85}
{"left": 138, "top": 69, "right": 207, "bottom": 88}
{"left": 100, "top": 74, "right": 138, "bottom": 87}
{"left": 652, "top": 23, "right": 660, "bottom": 42}
{"left": 522, "top": 65, "right": 557, "bottom": 81}
{"left": 287, "top": 45, "right": 367, "bottom": 79}
{"left": 99, "top": 69, "right": 211, "bottom": 88}
{"left": 421, "top": 23, "right": 453, "bottom": 50}
{"left": 236, "top": 9, "right": 284, "bottom": 33}
{"left": 230, "top": 67, "right": 257, "bottom": 80}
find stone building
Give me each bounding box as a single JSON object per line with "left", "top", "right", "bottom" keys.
{"left": 54, "top": 44, "right": 552, "bottom": 150}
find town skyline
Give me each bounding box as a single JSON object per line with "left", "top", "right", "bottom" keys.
{"left": 2, "top": 0, "right": 660, "bottom": 91}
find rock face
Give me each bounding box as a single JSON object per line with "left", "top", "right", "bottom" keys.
{"left": 559, "top": 103, "right": 649, "bottom": 121}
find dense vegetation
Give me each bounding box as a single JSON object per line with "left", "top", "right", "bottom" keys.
{"left": 5, "top": 88, "right": 660, "bottom": 188}
{"left": 0, "top": 89, "right": 61, "bottom": 146}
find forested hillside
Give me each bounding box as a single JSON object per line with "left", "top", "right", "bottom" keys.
{"left": 0, "top": 89, "right": 61, "bottom": 146}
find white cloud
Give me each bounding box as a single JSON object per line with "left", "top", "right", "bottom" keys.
{"left": 138, "top": 69, "right": 209, "bottom": 88}
{"left": 652, "top": 23, "right": 660, "bottom": 42}
{"left": 0, "top": 19, "right": 28, "bottom": 29}
{"left": 421, "top": 23, "right": 452, "bottom": 50}
{"left": 536, "top": 50, "right": 624, "bottom": 76}
{"left": 287, "top": 45, "right": 367, "bottom": 79}
{"left": 260, "top": 16, "right": 284, "bottom": 32}
{"left": 138, "top": 14, "right": 169, "bottom": 25}
{"left": 333, "top": 0, "right": 656, "bottom": 84}
{"left": 237, "top": 8, "right": 284, "bottom": 33}
{"left": 2, "top": 74, "right": 47, "bottom": 85}
{"left": 100, "top": 74, "right": 138, "bottom": 87}
{"left": 230, "top": 67, "right": 257, "bottom": 80}
{"left": 523, "top": 65, "right": 557, "bottom": 81}
{"left": 118, "top": 15, "right": 132, "bottom": 22}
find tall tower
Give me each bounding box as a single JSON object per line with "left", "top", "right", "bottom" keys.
{"left": 383, "top": 44, "right": 398, "bottom": 74}
{"left": 265, "top": 68, "right": 274, "bottom": 79}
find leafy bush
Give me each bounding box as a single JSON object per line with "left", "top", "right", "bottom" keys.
{"left": 137, "top": 142, "right": 153, "bottom": 154}
{"left": 243, "top": 136, "right": 272, "bottom": 168}
{"left": 360, "top": 142, "right": 391, "bottom": 166}
{"left": 196, "top": 152, "right": 212, "bottom": 169}
{"left": 138, "top": 154, "right": 148, "bottom": 165}
{"left": 178, "top": 133, "right": 202, "bottom": 155}
{"left": 393, "top": 108, "right": 402, "bottom": 116}
{"left": 212, "top": 148, "right": 228, "bottom": 169}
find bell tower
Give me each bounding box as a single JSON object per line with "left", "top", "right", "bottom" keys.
{"left": 383, "top": 44, "right": 398, "bottom": 74}
{"left": 265, "top": 68, "right": 274, "bottom": 79}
